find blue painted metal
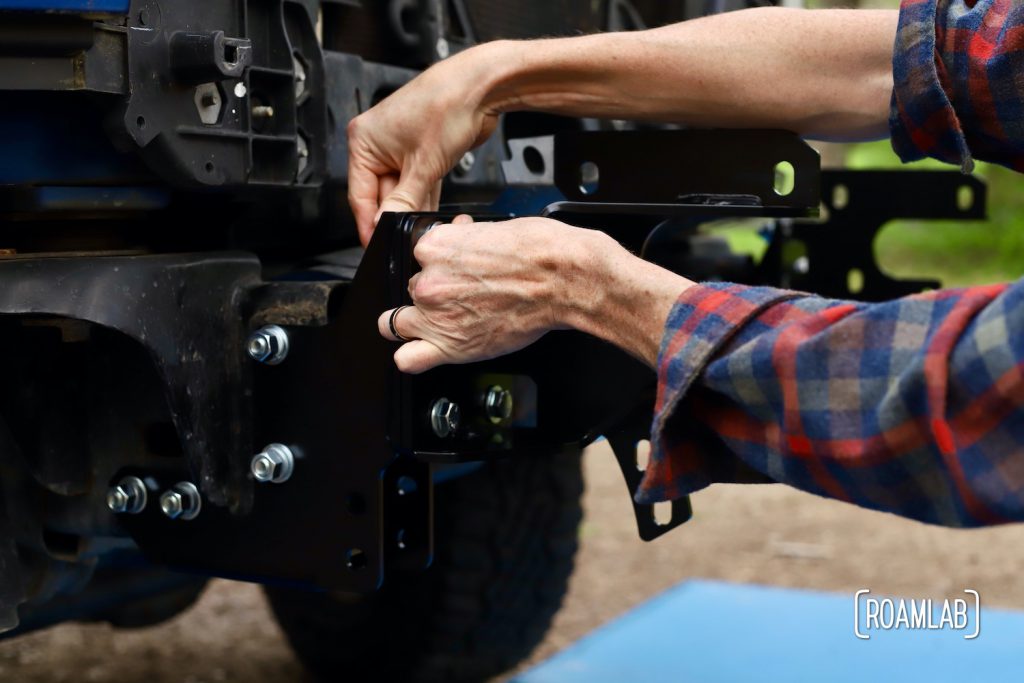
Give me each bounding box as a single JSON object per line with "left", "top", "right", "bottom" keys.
{"left": 0, "top": 0, "right": 128, "bottom": 11}
{"left": 514, "top": 580, "right": 1023, "bottom": 683}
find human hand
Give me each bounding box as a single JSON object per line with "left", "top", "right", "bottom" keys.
{"left": 377, "top": 216, "right": 596, "bottom": 374}
{"left": 347, "top": 46, "right": 503, "bottom": 245}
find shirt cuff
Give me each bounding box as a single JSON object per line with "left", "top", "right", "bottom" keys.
{"left": 889, "top": 0, "right": 973, "bottom": 172}
{"left": 635, "top": 282, "right": 798, "bottom": 504}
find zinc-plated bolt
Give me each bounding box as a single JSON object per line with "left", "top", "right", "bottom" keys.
{"left": 430, "top": 397, "right": 460, "bottom": 438}
{"left": 247, "top": 324, "right": 289, "bottom": 365}
{"left": 251, "top": 443, "right": 295, "bottom": 484}
{"left": 484, "top": 385, "right": 513, "bottom": 424}
{"left": 159, "top": 482, "right": 202, "bottom": 521}
{"left": 457, "top": 151, "right": 475, "bottom": 175}
{"left": 436, "top": 37, "right": 450, "bottom": 59}
{"left": 106, "top": 476, "right": 148, "bottom": 514}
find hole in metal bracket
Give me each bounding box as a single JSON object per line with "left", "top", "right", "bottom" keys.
{"left": 652, "top": 502, "right": 672, "bottom": 526}
{"left": 579, "top": 161, "right": 599, "bottom": 195}
{"left": 346, "top": 548, "right": 367, "bottom": 570}
{"left": 957, "top": 185, "right": 974, "bottom": 212}
{"left": 523, "top": 146, "right": 546, "bottom": 176}
{"left": 635, "top": 439, "right": 651, "bottom": 472}
{"left": 773, "top": 160, "right": 795, "bottom": 196}
{"left": 396, "top": 476, "right": 418, "bottom": 496}
{"left": 832, "top": 184, "right": 849, "bottom": 210}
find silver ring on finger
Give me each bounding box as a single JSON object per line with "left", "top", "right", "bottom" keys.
{"left": 388, "top": 305, "right": 412, "bottom": 342}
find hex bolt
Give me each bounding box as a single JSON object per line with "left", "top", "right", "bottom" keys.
{"left": 159, "top": 482, "right": 202, "bottom": 521}
{"left": 484, "top": 385, "right": 514, "bottom": 424}
{"left": 436, "top": 37, "right": 450, "bottom": 59}
{"left": 246, "top": 324, "right": 289, "bottom": 365}
{"left": 430, "top": 398, "right": 461, "bottom": 438}
{"left": 251, "top": 443, "right": 295, "bottom": 484}
{"left": 457, "top": 151, "right": 475, "bottom": 175}
{"left": 106, "top": 476, "right": 148, "bottom": 514}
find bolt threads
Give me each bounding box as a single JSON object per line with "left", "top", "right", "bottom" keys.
{"left": 250, "top": 443, "right": 295, "bottom": 484}
{"left": 246, "top": 325, "right": 289, "bottom": 365}
{"left": 159, "top": 482, "right": 201, "bottom": 520}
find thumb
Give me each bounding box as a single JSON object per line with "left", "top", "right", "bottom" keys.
{"left": 380, "top": 168, "right": 434, "bottom": 216}
{"left": 394, "top": 339, "right": 448, "bottom": 374}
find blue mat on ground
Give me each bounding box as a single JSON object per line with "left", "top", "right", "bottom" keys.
{"left": 513, "top": 579, "right": 1022, "bottom": 683}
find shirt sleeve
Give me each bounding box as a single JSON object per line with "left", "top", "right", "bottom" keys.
{"left": 637, "top": 279, "right": 1024, "bottom": 528}
{"left": 890, "top": 0, "right": 1024, "bottom": 172}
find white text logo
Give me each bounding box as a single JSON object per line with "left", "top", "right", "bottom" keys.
{"left": 854, "top": 589, "right": 980, "bottom": 640}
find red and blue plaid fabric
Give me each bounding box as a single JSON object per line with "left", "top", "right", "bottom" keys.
{"left": 638, "top": 280, "right": 1024, "bottom": 527}
{"left": 890, "top": 0, "right": 1024, "bottom": 171}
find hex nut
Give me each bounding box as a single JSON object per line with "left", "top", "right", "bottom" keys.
{"left": 457, "top": 151, "right": 475, "bottom": 175}
{"left": 160, "top": 482, "right": 201, "bottom": 521}
{"left": 106, "top": 476, "right": 148, "bottom": 514}
{"left": 251, "top": 443, "right": 295, "bottom": 484}
{"left": 246, "top": 325, "right": 289, "bottom": 365}
{"left": 106, "top": 486, "right": 129, "bottom": 513}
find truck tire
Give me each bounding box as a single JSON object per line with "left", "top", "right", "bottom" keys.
{"left": 265, "top": 449, "right": 584, "bottom": 682}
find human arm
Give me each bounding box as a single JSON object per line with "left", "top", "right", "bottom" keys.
{"left": 638, "top": 279, "right": 1024, "bottom": 528}
{"left": 379, "top": 218, "right": 1024, "bottom": 527}
{"left": 377, "top": 217, "right": 693, "bottom": 372}
{"left": 348, "top": 7, "right": 898, "bottom": 243}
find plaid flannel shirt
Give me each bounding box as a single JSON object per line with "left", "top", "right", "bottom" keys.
{"left": 638, "top": 1, "right": 1024, "bottom": 526}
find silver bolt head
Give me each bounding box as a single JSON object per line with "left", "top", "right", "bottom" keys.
{"left": 457, "top": 151, "right": 475, "bottom": 174}
{"left": 430, "top": 398, "right": 461, "bottom": 438}
{"left": 250, "top": 443, "right": 295, "bottom": 484}
{"left": 485, "top": 386, "right": 514, "bottom": 423}
{"left": 106, "top": 486, "right": 130, "bottom": 513}
{"left": 246, "top": 325, "right": 289, "bottom": 365}
{"left": 160, "top": 482, "right": 201, "bottom": 521}
{"left": 436, "top": 37, "right": 450, "bottom": 59}
{"left": 160, "top": 491, "right": 183, "bottom": 519}
{"left": 247, "top": 335, "right": 270, "bottom": 360}
{"left": 252, "top": 453, "right": 276, "bottom": 481}
{"left": 107, "top": 476, "right": 148, "bottom": 514}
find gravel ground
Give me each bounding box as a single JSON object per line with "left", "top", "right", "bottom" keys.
{"left": 2, "top": 441, "right": 1022, "bottom": 682}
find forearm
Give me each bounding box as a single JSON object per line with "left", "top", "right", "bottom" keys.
{"left": 555, "top": 231, "right": 693, "bottom": 367}
{"left": 470, "top": 7, "right": 897, "bottom": 140}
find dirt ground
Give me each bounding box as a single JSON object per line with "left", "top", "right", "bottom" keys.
{"left": 2, "top": 441, "right": 1022, "bottom": 682}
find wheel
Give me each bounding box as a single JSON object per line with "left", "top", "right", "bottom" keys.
{"left": 265, "top": 449, "right": 584, "bottom": 682}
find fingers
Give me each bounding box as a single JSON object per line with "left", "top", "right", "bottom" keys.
{"left": 379, "top": 166, "right": 433, "bottom": 219}
{"left": 428, "top": 181, "right": 441, "bottom": 212}
{"left": 394, "top": 339, "right": 447, "bottom": 374}
{"left": 376, "top": 306, "right": 446, "bottom": 374}
{"left": 348, "top": 163, "right": 381, "bottom": 247}
{"left": 452, "top": 214, "right": 474, "bottom": 225}
{"left": 376, "top": 305, "right": 428, "bottom": 342}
